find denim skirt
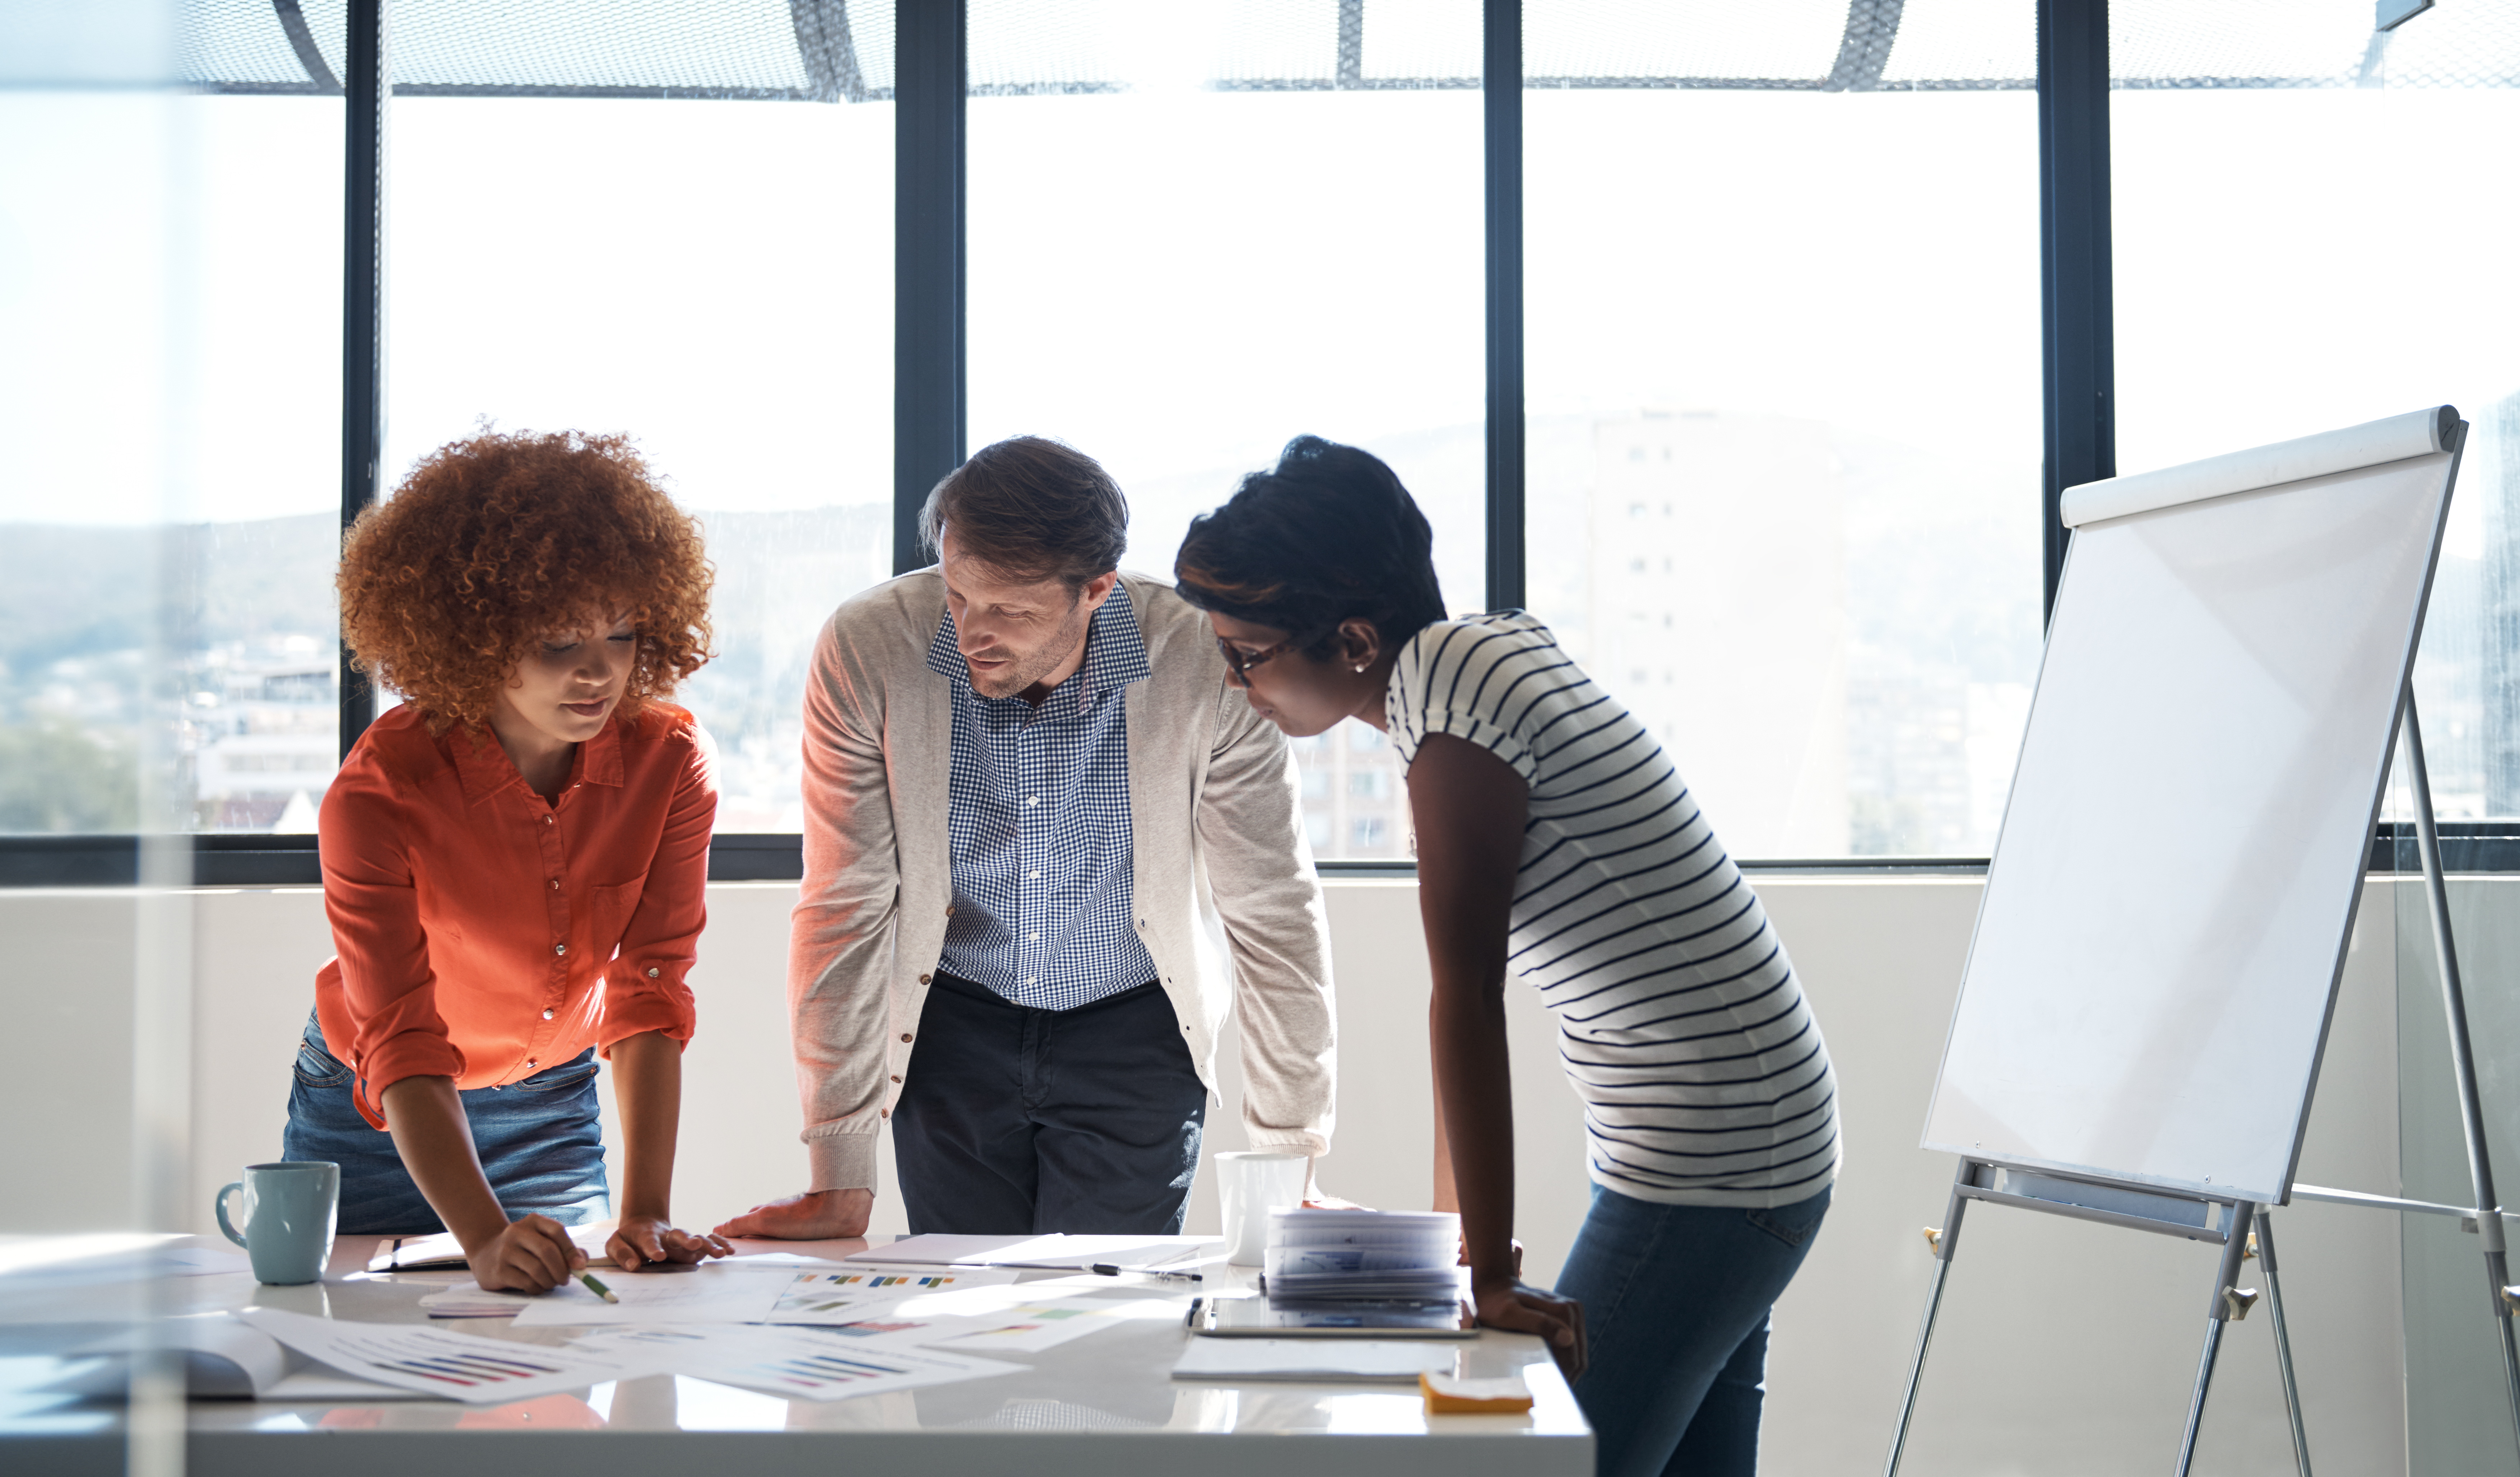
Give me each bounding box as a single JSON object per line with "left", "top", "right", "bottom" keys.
{"left": 280, "top": 1011, "right": 611, "bottom": 1235}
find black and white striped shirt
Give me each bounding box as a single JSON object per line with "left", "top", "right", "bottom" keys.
{"left": 1387, "top": 612, "right": 1839, "bottom": 1208}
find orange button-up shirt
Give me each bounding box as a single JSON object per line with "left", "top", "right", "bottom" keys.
{"left": 314, "top": 701, "right": 716, "bottom": 1127}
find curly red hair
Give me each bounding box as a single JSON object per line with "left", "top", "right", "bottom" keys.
{"left": 339, "top": 430, "right": 714, "bottom": 735}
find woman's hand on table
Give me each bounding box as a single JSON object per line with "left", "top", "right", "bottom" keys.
{"left": 469, "top": 1213, "right": 587, "bottom": 1293}
{"left": 1471, "top": 1276, "right": 1587, "bottom": 1381}
{"left": 609, "top": 1216, "right": 733, "bottom": 1270}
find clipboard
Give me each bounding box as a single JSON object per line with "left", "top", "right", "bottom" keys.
{"left": 1191, "top": 1294, "right": 1476, "bottom": 1339}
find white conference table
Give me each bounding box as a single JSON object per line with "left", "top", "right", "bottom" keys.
{"left": 1, "top": 1233, "right": 1591, "bottom": 1477}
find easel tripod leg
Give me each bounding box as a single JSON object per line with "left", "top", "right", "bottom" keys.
{"left": 1884, "top": 1161, "right": 1973, "bottom": 1477}
{"left": 2403, "top": 690, "right": 2520, "bottom": 1463}
{"left": 2255, "top": 1210, "right": 2312, "bottom": 1477}
{"left": 2173, "top": 1200, "right": 2260, "bottom": 1477}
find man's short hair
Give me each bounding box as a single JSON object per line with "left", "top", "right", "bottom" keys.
{"left": 919, "top": 436, "right": 1128, "bottom": 590}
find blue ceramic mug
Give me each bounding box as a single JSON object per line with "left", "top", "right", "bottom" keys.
{"left": 215, "top": 1161, "right": 339, "bottom": 1285}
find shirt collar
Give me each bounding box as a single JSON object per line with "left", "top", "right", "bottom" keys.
{"left": 450, "top": 710, "right": 627, "bottom": 806}
{"left": 927, "top": 580, "right": 1154, "bottom": 705}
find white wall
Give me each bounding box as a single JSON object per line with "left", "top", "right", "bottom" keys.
{"left": 1, "top": 873, "right": 2413, "bottom": 1474}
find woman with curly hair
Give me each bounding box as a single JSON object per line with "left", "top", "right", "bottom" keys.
{"left": 284, "top": 429, "right": 732, "bottom": 1291}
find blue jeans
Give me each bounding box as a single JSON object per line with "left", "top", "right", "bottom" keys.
{"left": 1555, "top": 1183, "right": 1832, "bottom": 1477}
{"left": 280, "top": 1011, "right": 611, "bottom": 1235}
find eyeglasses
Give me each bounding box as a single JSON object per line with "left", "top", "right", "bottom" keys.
{"left": 1216, "top": 634, "right": 1301, "bottom": 684}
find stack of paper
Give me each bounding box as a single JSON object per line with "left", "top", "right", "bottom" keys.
{"left": 1264, "top": 1210, "right": 1462, "bottom": 1301}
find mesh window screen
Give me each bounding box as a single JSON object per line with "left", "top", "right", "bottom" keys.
{"left": 180, "top": 0, "right": 895, "bottom": 98}
{"left": 177, "top": 0, "right": 2520, "bottom": 97}
{"left": 181, "top": 0, "right": 330, "bottom": 88}
{"left": 2114, "top": 0, "right": 2520, "bottom": 88}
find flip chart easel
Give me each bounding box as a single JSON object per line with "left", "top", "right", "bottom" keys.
{"left": 1880, "top": 407, "right": 2520, "bottom": 1477}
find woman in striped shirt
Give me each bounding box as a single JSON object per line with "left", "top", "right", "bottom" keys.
{"left": 1176, "top": 437, "right": 1837, "bottom": 1477}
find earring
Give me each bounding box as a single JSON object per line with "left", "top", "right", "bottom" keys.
{"left": 1353, "top": 664, "right": 1366, "bottom": 674}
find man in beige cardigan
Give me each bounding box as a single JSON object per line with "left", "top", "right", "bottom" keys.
{"left": 718, "top": 437, "right": 1336, "bottom": 1238}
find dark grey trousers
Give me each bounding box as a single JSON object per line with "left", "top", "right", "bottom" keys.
{"left": 893, "top": 971, "right": 1209, "bottom": 1235}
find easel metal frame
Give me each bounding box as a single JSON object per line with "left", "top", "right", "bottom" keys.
{"left": 1883, "top": 685, "right": 2520, "bottom": 1477}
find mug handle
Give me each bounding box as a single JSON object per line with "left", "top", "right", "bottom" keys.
{"left": 214, "top": 1182, "right": 249, "bottom": 1248}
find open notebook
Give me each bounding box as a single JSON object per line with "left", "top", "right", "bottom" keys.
{"left": 43, "top": 1314, "right": 423, "bottom": 1402}
{"left": 366, "top": 1222, "right": 614, "bottom": 1273}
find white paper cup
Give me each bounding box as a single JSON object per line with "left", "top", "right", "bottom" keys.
{"left": 1216, "top": 1151, "right": 1310, "bottom": 1267}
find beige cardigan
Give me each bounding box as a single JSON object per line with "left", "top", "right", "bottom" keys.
{"left": 788, "top": 568, "right": 1338, "bottom": 1191}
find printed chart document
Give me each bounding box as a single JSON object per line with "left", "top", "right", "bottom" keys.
{"left": 765, "top": 1267, "right": 1019, "bottom": 1323}
{"left": 239, "top": 1308, "right": 653, "bottom": 1403}
{"left": 788, "top": 1275, "right": 1188, "bottom": 1352}
{"left": 572, "top": 1325, "right": 1018, "bottom": 1402}
{"left": 925, "top": 1295, "right": 1184, "bottom": 1354}
{"left": 506, "top": 1262, "right": 795, "bottom": 1327}
{"left": 1172, "top": 1338, "right": 1459, "bottom": 1383}
{"left": 846, "top": 1233, "right": 1217, "bottom": 1270}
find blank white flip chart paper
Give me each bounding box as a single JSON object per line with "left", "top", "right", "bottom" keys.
{"left": 1924, "top": 407, "right": 2460, "bottom": 1203}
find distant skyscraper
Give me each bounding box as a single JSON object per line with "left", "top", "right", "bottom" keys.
{"left": 1587, "top": 411, "right": 1849, "bottom": 858}
{"left": 2487, "top": 392, "right": 2520, "bottom": 817}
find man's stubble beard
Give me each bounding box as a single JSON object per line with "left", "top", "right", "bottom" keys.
{"left": 967, "top": 594, "right": 1092, "bottom": 700}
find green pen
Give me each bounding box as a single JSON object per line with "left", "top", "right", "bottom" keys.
{"left": 579, "top": 1271, "right": 619, "bottom": 1304}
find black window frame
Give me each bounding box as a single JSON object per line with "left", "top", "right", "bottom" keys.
{"left": 15, "top": 0, "right": 2507, "bottom": 887}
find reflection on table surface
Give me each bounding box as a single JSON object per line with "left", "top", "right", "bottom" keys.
{"left": 0, "top": 1232, "right": 1588, "bottom": 1443}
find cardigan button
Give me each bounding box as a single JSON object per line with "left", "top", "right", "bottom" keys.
{"left": 901, "top": 1033, "right": 913, "bottom": 1043}
{"left": 918, "top": 973, "right": 931, "bottom": 984}
{"left": 646, "top": 966, "right": 660, "bottom": 978}
{"left": 553, "top": 942, "right": 567, "bottom": 956}
{"left": 880, "top": 1109, "right": 889, "bottom": 1119}
{"left": 541, "top": 1008, "right": 554, "bottom": 1020}
{"left": 890, "top": 1075, "right": 901, "bottom": 1084}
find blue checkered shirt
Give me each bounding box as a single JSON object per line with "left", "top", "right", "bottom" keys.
{"left": 931, "top": 584, "right": 1162, "bottom": 1011}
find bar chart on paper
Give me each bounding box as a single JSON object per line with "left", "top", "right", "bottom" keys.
{"left": 239, "top": 1308, "right": 647, "bottom": 1404}
{"left": 767, "top": 1268, "right": 1018, "bottom": 1322}
{"left": 572, "top": 1325, "right": 1018, "bottom": 1402}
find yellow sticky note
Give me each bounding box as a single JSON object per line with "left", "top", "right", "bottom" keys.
{"left": 1420, "top": 1369, "right": 1535, "bottom": 1414}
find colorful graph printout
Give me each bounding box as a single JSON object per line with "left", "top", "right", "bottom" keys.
{"left": 572, "top": 1325, "right": 1018, "bottom": 1402}
{"left": 766, "top": 1267, "right": 1017, "bottom": 1324}
{"left": 239, "top": 1308, "right": 651, "bottom": 1404}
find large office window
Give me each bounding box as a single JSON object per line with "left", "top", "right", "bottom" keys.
{"left": 2106, "top": 4, "right": 2520, "bottom": 1466}
{"left": 384, "top": 16, "right": 896, "bottom": 832}
{"left": 22, "top": 0, "right": 2520, "bottom": 882}
{"left": 2113, "top": 0, "right": 2520, "bottom": 823}
{"left": 0, "top": 77, "right": 345, "bottom": 834}
{"left": 1522, "top": 2, "right": 2045, "bottom": 859}
{"left": 965, "top": 1, "right": 1486, "bottom": 862}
